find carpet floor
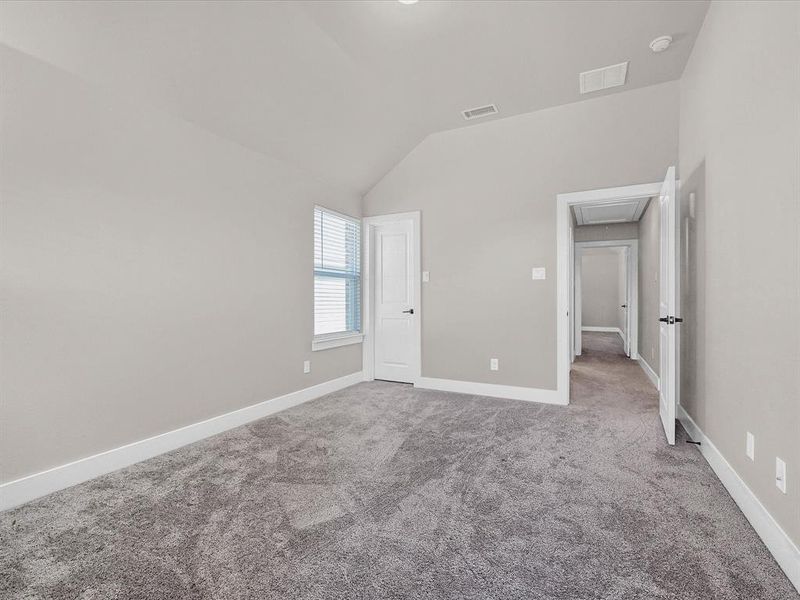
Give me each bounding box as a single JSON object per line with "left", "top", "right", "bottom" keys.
{"left": 1, "top": 332, "right": 796, "bottom": 599}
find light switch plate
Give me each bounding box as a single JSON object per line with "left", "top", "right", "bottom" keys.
{"left": 532, "top": 267, "right": 546, "bottom": 280}
{"left": 746, "top": 432, "right": 754, "bottom": 461}
{"left": 422, "top": 271, "right": 430, "bottom": 282}
{"left": 490, "top": 358, "right": 499, "bottom": 371}
{"left": 776, "top": 457, "right": 787, "bottom": 494}
{"left": 303, "top": 360, "right": 311, "bottom": 374}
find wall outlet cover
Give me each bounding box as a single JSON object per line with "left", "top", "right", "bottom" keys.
{"left": 303, "top": 360, "right": 311, "bottom": 374}
{"left": 532, "top": 267, "right": 546, "bottom": 280}
{"left": 422, "top": 271, "right": 430, "bottom": 282}
{"left": 490, "top": 358, "right": 499, "bottom": 371}
{"left": 746, "top": 432, "right": 755, "bottom": 460}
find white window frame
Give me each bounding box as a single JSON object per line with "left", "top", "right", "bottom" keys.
{"left": 312, "top": 206, "right": 363, "bottom": 352}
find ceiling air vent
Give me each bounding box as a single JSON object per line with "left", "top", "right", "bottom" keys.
{"left": 579, "top": 62, "right": 629, "bottom": 94}
{"left": 462, "top": 104, "right": 498, "bottom": 121}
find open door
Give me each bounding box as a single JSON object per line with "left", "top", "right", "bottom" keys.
{"left": 621, "top": 247, "right": 631, "bottom": 357}
{"left": 658, "top": 166, "right": 680, "bottom": 444}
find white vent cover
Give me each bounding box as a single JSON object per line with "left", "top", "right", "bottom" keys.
{"left": 579, "top": 62, "right": 629, "bottom": 94}
{"left": 462, "top": 104, "right": 498, "bottom": 120}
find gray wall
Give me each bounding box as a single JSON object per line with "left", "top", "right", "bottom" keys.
{"left": 364, "top": 81, "right": 678, "bottom": 389}
{"left": 638, "top": 198, "right": 660, "bottom": 374}
{"left": 679, "top": 1, "right": 799, "bottom": 546}
{"left": 581, "top": 249, "right": 623, "bottom": 330}
{"left": 0, "top": 46, "right": 362, "bottom": 484}
{"left": 574, "top": 222, "right": 638, "bottom": 242}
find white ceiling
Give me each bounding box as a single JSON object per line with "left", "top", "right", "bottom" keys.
{"left": 0, "top": 1, "right": 709, "bottom": 194}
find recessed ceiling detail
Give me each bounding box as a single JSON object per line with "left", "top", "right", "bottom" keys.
{"left": 579, "top": 62, "right": 629, "bottom": 94}
{"left": 462, "top": 104, "right": 498, "bottom": 121}
{"left": 574, "top": 197, "right": 650, "bottom": 226}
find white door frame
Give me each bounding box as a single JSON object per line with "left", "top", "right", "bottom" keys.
{"left": 574, "top": 239, "right": 639, "bottom": 360}
{"left": 556, "top": 181, "right": 664, "bottom": 405}
{"left": 361, "top": 211, "right": 422, "bottom": 384}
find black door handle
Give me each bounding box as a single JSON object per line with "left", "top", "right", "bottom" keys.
{"left": 659, "top": 316, "right": 684, "bottom": 324}
{"left": 621, "top": 304, "right": 627, "bottom": 308}
{"left": 402, "top": 308, "right": 415, "bottom": 314}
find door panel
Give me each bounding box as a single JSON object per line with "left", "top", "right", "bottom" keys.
{"left": 622, "top": 248, "right": 630, "bottom": 357}
{"left": 374, "top": 220, "right": 416, "bottom": 383}
{"left": 658, "top": 166, "right": 678, "bottom": 445}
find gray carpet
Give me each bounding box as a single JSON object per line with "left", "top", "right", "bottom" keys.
{"left": 1, "top": 332, "right": 796, "bottom": 599}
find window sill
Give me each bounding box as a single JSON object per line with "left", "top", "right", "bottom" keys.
{"left": 312, "top": 332, "right": 364, "bottom": 352}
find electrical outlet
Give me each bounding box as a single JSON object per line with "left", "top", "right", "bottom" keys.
{"left": 776, "top": 458, "right": 787, "bottom": 494}
{"left": 531, "top": 268, "right": 546, "bottom": 280}
{"left": 746, "top": 432, "right": 754, "bottom": 461}
{"left": 422, "top": 271, "right": 430, "bottom": 282}
{"left": 303, "top": 360, "right": 311, "bottom": 374}
{"left": 490, "top": 358, "right": 499, "bottom": 371}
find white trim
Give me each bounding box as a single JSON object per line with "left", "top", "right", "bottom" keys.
{"left": 678, "top": 406, "right": 800, "bottom": 593}
{"left": 362, "top": 211, "right": 422, "bottom": 385}
{"left": 0, "top": 372, "right": 364, "bottom": 512}
{"left": 416, "top": 377, "right": 566, "bottom": 405}
{"left": 638, "top": 357, "right": 659, "bottom": 390}
{"left": 312, "top": 332, "right": 363, "bottom": 351}
{"left": 580, "top": 326, "right": 626, "bottom": 346}
{"left": 313, "top": 203, "right": 360, "bottom": 225}
{"left": 558, "top": 182, "right": 663, "bottom": 406}
{"left": 559, "top": 182, "right": 664, "bottom": 206}
{"left": 581, "top": 326, "right": 623, "bottom": 333}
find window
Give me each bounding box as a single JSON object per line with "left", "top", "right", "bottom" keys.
{"left": 313, "top": 206, "right": 362, "bottom": 350}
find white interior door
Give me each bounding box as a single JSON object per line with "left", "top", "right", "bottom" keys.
{"left": 619, "top": 248, "right": 630, "bottom": 357}
{"left": 658, "top": 166, "right": 679, "bottom": 445}
{"left": 373, "top": 219, "right": 418, "bottom": 383}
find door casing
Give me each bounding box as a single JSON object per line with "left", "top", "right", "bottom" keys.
{"left": 557, "top": 179, "right": 674, "bottom": 406}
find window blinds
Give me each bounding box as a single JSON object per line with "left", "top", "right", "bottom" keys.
{"left": 314, "top": 207, "right": 361, "bottom": 337}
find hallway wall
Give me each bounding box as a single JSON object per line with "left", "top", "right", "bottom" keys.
{"left": 638, "top": 198, "right": 660, "bottom": 375}
{"left": 574, "top": 222, "right": 638, "bottom": 242}
{"left": 581, "top": 249, "right": 623, "bottom": 331}
{"left": 679, "top": 1, "right": 800, "bottom": 547}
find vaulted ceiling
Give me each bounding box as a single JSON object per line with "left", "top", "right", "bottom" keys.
{"left": 0, "top": 1, "right": 708, "bottom": 194}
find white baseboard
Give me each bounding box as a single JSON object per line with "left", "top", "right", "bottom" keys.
{"left": 638, "top": 357, "right": 660, "bottom": 390}
{"left": 677, "top": 405, "right": 800, "bottom": 593}
{"left": 0, "top": 371, "right": 364, "bottom": 512}
{"left": 415, "top": 377, "right": 566, "bottom": 405}
{"left": 582, "top": 326, "right": 626, "bottom": 342}
{"left": 581, "top": 326, "right": 621, "bottom": 333}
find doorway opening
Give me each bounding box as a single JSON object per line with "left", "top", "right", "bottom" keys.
{"left": 574, "top": 240, "right": 638, "bottom": 359}
{"left": 557, "top": 168, "right": 680, "bottom": 444}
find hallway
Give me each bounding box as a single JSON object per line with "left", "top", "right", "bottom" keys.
{"left": 568, "top": 331, "right": 798, "bottom": 598}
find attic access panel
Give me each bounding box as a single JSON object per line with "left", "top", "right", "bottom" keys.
{"left": 574, "top": 197, "right": 650, "bottom": 225}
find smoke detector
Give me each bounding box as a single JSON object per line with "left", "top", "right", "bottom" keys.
{"left": 649, "top": 35, "right": 673, "bottom": 53}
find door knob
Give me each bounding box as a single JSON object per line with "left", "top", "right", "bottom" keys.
{"left": 620, "top": 304, "right": 627, "bottom": 308}
{"left": 402, "top": 308, "right": 415, "bottom": 314}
